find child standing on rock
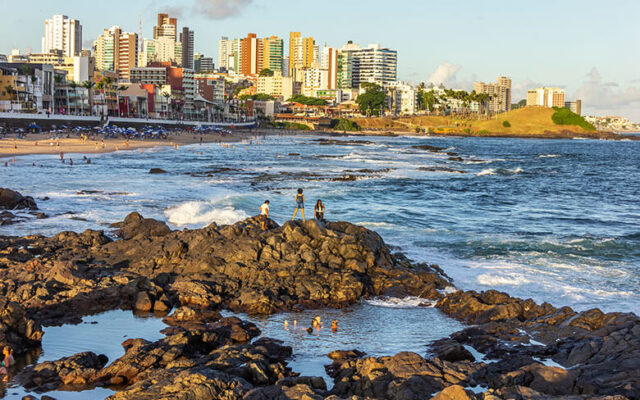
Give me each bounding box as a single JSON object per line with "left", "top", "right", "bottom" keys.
{"left": 292, "top": 188, "right": 305, "bottom": 221}
{"left": 259, "top": 200, "right": 270, "bottom": 230}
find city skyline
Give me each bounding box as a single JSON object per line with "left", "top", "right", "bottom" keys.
{"left": 0, "top": 0, "right": 638, "bottom": 120}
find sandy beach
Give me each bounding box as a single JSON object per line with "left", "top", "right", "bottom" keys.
{"left": 0, "top": 131, "right": 251, "bottom": 158}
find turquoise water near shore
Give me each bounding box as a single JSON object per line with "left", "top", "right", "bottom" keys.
{"left": 1, "top": 134, "right": 639, "bottom": 314}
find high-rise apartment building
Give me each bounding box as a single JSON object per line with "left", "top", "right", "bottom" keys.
{"left": 141, "top": 37, "right": 181, "bottom": 66}
{"left": 240, "top": 33, "right": 262, "bottom": 76}
{"left": 289, "top": 32, "right": 315, "bottom": 80}
{"left": 337, "top": 42, "right": 397, "bottom": 89}
{"left": 321, "top": 45, "right": 338, "bottom": 90}
{"left": 526, "top": 87, "right": 565, "bottom": 108}
{"left": 153, "top": 13, "right": 177, "bottom": 41}
{"left": 262, "top": 36, "right": 284, "bottom": 74}
{"left": 564, "top": 100, "right": 582, "bottom": 115}
{"left": 473, "top": 76, "right": 512, "bottom": 113}
{"left": 93, "top": 26, "right": 138, "bottom": 81}
{"left": 218, "top": 37, "right": 234, "bottom": 71}
{"left": 42, "top": 15, "right": 82, "bottom": 57}
{"left": 180, "top": 27, "right": 194, "bottom": 69}
{"left": 195, "top": 53, "right": 214, "bottom": 73}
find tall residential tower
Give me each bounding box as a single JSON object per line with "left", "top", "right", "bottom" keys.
{"left": 42, "top": 15, "right": 82, "bottom": 57}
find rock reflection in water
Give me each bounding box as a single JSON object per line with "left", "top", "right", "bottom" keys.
{"left": 1, "top": 309, "right": 167, "bottom": 400}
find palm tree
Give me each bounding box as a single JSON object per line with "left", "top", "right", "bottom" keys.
{"left": 81, "top": 80, "right": 96, "bottom": 115}
{"left": 4, "top": 85, "right": 14, "bottom": 111}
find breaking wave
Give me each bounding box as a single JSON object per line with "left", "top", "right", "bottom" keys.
{"left": 165, "top": 200, "right": 248, "bottom": 227}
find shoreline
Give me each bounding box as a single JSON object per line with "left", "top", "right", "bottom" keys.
{"left": 349, "top": 129, "right": 640, "bottom": 140}
{"left": 2, "top": 127, "right": 638, "bottom": 159}
{"left": 0, "top": 130, "right": 257, "bottom": 159}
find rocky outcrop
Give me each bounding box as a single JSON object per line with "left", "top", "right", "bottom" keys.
{"left": 0, "top": 213, "right": 447, "bottom": 319}
{"left": 0, "top": 299, "right": 43, "bottom": 355}
{"left": 16, "top": 352, "right": 108, "bottom": 391}
{"left": 0, "top": 188, "right": 38, "bottom": 210}
{"left": 1, "top": 214, "right": 639, "bottom": 399}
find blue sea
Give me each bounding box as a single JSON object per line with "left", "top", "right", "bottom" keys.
{"left": 2, "top": 134, "right": 639, "bottom": 314}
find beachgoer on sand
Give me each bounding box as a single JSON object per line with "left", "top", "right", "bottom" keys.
{"left": 314, "top": 200, "right": 325, "bottom": 221}
{"left": 260, "top": 200, "right": 270, "bottom": 230}
{"left": 292, "top": 189, "right": 305, "bottom": 221}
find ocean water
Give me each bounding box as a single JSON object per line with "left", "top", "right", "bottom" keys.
{"left": 1, "top": 134, "right": 639, "bottom": 315}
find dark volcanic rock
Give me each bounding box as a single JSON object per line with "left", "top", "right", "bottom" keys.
{"left": 16, "top": 351, "right": 108, "bottom": 391}
{"left": 2, "top": 213, "right": 640, "bottom": 399}
{"left": 328, "top": 351, "right": 482, "bottom": 399}
{"left": 411, "top": 144, "right": 446, "bottom": 152}
{"left": 0, "top": 210, "right": 19, "bottom": 225}
{"left": 0, "top": 299, "right": 43, "bottom": 354}
{"left": 148, "top": 168, "right": 167, "bottom": 174}
{"left": 111, "top": 212, "right": 171, "bottom": 239}
{"left": 0, "top": 188, "right": 38, "bottom": 210}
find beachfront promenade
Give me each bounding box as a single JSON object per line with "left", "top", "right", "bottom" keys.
{"left": 0, "top": 112, "right": 257, "bottom": 129}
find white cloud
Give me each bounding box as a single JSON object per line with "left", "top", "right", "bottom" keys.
{"left": 427, "top": 62, "right": 462, "bottom": 87}
{"left": 575, "top": 67, "right": 640, "bottom": 121}
{"left": 194, "top": 0, "right": 253, "bottom": 19}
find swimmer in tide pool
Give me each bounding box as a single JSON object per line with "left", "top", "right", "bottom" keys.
{"left": 331, "top": 319, "right": 338, "bottom": 332}
{"left": 312, "top": 316, "right": 322, "bottom": 328}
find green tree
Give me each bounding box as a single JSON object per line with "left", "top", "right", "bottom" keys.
{"left": 259, "top": 68, "right": 274, "bottom": 77}
{"left": 356, "top": 83, "right": 386, "bottom": 116}
{"left": 287, "top": 95, "right": 328, "bottom": 106}
{"left": 81, "top": 80, "right": 96, "bottom": 115}
{"left": 551, "top": 107, "right": 595, "bottom": 131}
{"left": 331, "top": 118, "right": 360, "bottom": 131}
{"left": 420, "top": 91, "right": 438, "bottom": 112}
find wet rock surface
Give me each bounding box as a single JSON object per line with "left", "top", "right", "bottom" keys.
{"left": 0, "top": 188, "right": 38, "bottom": 211}
{"left": 0, "top": 212, "right": 638, "bottom": 399}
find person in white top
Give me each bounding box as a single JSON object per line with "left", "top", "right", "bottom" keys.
{"left": 259, "top": 200, "right": 270, "bottom": 230}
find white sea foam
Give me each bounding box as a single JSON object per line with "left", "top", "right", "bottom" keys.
{"left": 365, "top": 296, "right": 436, "bottom": 308}
{"left": 538, "top": 154, "right": 561, "bottom": 158}
{"left": 533, "top": 357, "right": 566, "bottom": 369}
{"left": 165, "top": 200, "right": 248, "bottom": 227}
{"left": 441, "top": 286, "right": 459, "bottom": 295}
{"left": 356, "top": 221, "right": 395, "bottom": 228}
{"left": 476, "top": 167, "right": 523, "bottom": 176}
{"left": 477, "top": 168, "right": 496, "bottom": 176}
{"left": 477, "top": 273, "right": 531, "bottom": 286}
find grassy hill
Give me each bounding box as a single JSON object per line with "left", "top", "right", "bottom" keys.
{"left": 350, "top": 107, "right": 613, "bottom": 139}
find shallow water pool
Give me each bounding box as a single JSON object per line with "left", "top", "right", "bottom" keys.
{"left": 1, "top": 310, "right": 168, "bottom": 400}
{"left": 224, "top": 297, "right": 464, "bottom": 386}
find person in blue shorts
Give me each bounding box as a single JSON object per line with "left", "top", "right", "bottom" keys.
{"left": 292, "top": 188, "right": 305, "bottom": 221}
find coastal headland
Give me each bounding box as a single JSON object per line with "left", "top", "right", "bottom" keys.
{"left": 350, "top": 107, "right": 639, "bottom": 140}
{"left": 0, "top": 188, "right": 638, "bottom": 400}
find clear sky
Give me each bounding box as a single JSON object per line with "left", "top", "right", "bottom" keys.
{"left": 1, "top": 0, "right": 639, "bottom": 120}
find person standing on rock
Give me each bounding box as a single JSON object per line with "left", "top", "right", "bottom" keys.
{"left": 292, "top": 188, "right": 305, "bottom": 221}
{"left": 260, "top": 200, "right": 270, "bottom": 230}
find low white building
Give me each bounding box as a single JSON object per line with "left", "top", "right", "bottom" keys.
{"left": 384, "top": 81, "right": 417, "bottom": 115}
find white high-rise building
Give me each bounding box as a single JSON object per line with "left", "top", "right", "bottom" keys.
{"left": 42, "top": 15, "right": 82, "bottom": 57}
{"left": 218, "top": 37, "right": 234, "bottom": 71}
{"left": 338, "top": 42, "right": 397, "bottom": 89}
